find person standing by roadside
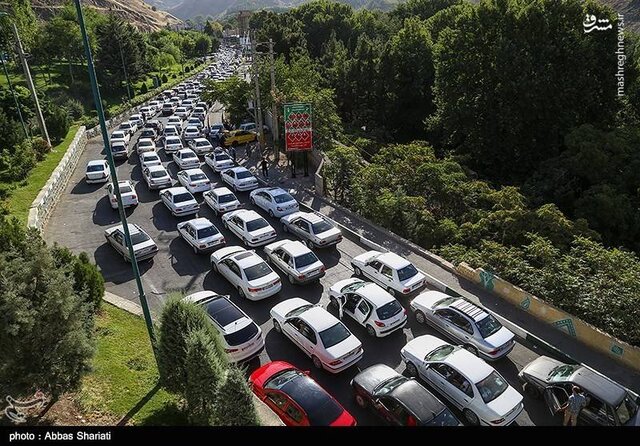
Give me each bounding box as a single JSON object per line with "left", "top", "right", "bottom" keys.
{"left": 260, "top": 155, "right": 269, "bottom": 178}
{"left": 563, "top": 386, "right": 587, "bottom": 426}
{"left": 230, "top": 146, "right": 237, "bottom": 165}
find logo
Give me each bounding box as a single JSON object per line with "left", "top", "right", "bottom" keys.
{"left": 4, "top": 391, "right": 48, "bottom": 424}
{"left": 583, "top": 14, "right": 612, "bottom": 33}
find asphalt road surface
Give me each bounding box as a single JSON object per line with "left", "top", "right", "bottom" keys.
{"left": 44, "top": 101, "right": 560, "bottom": 426}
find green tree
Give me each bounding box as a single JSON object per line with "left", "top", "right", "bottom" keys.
{"left": 194, "top": 34, "right": 212, "bottom": 57}
{"left": 203, "top": 77, "right": 253, "bottom": 126}
{"left": 213, "top": 367, "right": 259, "bottom": 426}
{"left": 43, "top": 103, "right": 70, "bottom": 143}
{"left": 323, "top": 145, "right": 363, "bottom": 204}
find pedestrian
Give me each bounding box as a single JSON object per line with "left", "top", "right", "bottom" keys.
{"left": 562, "top": 386, "right": 587, "bottom": 426}
{"left": 260, "top": 155, "right": 269, "bottom": 178}
{"left": 230, "top": 146, "right": 237, "bottom": 165}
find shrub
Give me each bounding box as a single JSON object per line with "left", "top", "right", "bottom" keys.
{"left": 44, "top": 104, "right": 71, "bottom": 143}
{"left": 63, "top": 98, "right": 85, "bottom": 121}
{"left": 172, "top": 73, "right": 177, "bottom": 79}
{"left": 213, "top": 367, "right": 259, "bottom": 426}
{"left": 140, "top": 83, "right": 148, "bottom": 95}
{"left": 50, "top": 246, "right": 105, "bottom": 313}
{"left": 162, "top": 74, "right": 168, "bottom": 83}
{"left": 0, "top": 139, "right": 36, "bottom": 182}
{"left": 31, "top": 137, "right": 51, "bottom": 162}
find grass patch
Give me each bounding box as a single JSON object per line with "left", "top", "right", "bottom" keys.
{"left": 77, "top": 303, "right": 187, "bottom": 425}
{"left": 4, "top": 124, "right": 80, "bottom": 224}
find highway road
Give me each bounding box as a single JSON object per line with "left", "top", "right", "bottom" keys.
{"left": 43, "top": 94, "right": 564, "bottom": 426}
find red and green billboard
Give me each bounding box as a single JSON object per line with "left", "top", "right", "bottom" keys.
{"left": 284, "top": 103, "right": 312, "bottom": 152}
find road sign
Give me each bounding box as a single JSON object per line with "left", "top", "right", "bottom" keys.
{"left": 284, "top": 103, "right": 312, "bottom": 152}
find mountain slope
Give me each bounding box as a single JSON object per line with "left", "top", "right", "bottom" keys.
{"left": 32, "top": 0, "right": 182, "bottom": 32}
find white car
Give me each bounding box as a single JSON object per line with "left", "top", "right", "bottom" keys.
{"left": 118, "top": 120, "right": 136, "bottom": 136}
{"left": 187, "top": 116, "right": 203, "bottom": 129}
{"left": 410, "top": 291, "right": 515, "bottom": 361}
{"left": 172, "top": 148, "right": 200, "bottom": 170}
{"left": 159, "top": 186, "right": 199, "bottom": 217}
{"left": 210, "top": 246, "right": 281, "bottom": 301}
{"left": 142, "top": 165, "right": 172, "bottom": 190}
{"left": 192, "top": 107, "right": 206, "bottom": 120}
{"left": 162, "top": 102, "right": 176, "bottom": 116}
{"left": 328, "top": 278, "right": 407, "bottom": 337}
{"left": 136, "top": 138, "right": 156, "bottom": 155}
{"left": 182, "top": 99, "right": 195, "bottom": 110}
{"left": 250, "top": 187, "right": 299, "bottom": 218}
{"left": 203, "top": 187, "right": 241, "bottom": 216}
{"left": 163, "top": 125, "right": 180, "bottom": 138}
{"left": 400, "top": 335, "right": 524, "bottom": 426}
{"left": 281, "top": 212, "right": 342, "bottom": 249}
{"left": 110, "top": 130, "right": 130, "bottom": 145}
{"left": 175, "top": 107, "right": 189, "bottom": 118}
{"left": 183, "top": 125, "right": 201, "bottom": 141}
{"left": 351, "top": 250, "right": 426, "bottom": 298}
{"left": 129, "top": 113, "right": 144, "bottom": 129}
{"left": 106, "top": 180, "right": 138, "bottom": 210}
{"left": 163, "top": 135, "right": 183, "bottom": 154}
{"left": 221, "top": 166, "right": 259, "bottom": 192}
{"left": 204, "top": 150, "right": 234, "bottom": 172}
{"left": 139, "top": 151, "right": 162, "bottom": 168}
{"left": 270, "top": 298, "right": 364, "bottom": 373}
{"left": 264, "top": 240, "right": 326, "bottom": 285}
{"left": 104, "top": 223, "right": 158, "bottom": 262}
{"left": 85, "top": 160, "right": 110, "bottom": 184}
{"left": 148, "top": 101, "right": 161, "bottom": 113}
{"left": 167, "top": 116, "right": 183, "bottom": 132}
{"left": 177, "top": 168, "right": 211, "bottom": 194}
{"left": 139, "top": 106, "right": 153, "bottom": 120}
{"left": 177, "top": 217, "right": 225, "bottom": 253}
{"left": 189, "top": 138, "right": 213, "bottom": 155}
{"left": 184, "top": 291, "right": 265, "bottom": 362}
{"left": 110, "top": 139, "right": 128, "bottom": 159}
{"left": 222, "top": 209, "right": 277, "bottom": 247}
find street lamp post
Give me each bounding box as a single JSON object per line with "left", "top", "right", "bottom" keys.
{"left": 73, "top": 0, "right": 158, "bottom": 362}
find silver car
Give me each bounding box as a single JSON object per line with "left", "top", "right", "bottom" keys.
{"left": 410, "top": 291, "right": 515, "bottom": 361}
{"left": 281, "top": 211, "right": 342, "bottom": 249}
{"left": 264, "top": 240, "right": 326, "bottom": 285}
{"left": 159, "top": 186, "right": 199, "bottom": 217}
{"left": 104, "top": 223, "right": 158, "bottom": 262}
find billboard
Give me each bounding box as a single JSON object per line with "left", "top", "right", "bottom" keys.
{"left": 284, "top": 103, "right": 312, "bottom": 152}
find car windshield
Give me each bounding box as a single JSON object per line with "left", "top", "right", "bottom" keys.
{"left": 273, "top": 193, "right": 295, "bottom": 204}
{"left": 243, "top": 262, "right": 272, "bottom": 281}
{"left": 424, "top": 345, "right": 456, "bottom": 362}
{"left": 87, "top": 164, "right": 104, "bottom": 172}
{"left": 216, "top": 154, "right": 231, "bottom": 161}
{"left": 182, "top": 153, "right": 197, "bottom": 159}
{"left": 190, "top": 173, "right": 207, "bottom": 181}
{"left": 476, "top": 371, "right": 509, "bottom": 403}
{"left": 426, "top": 408, "right": 460, "bottom": 426}
{"left": 616, "top": 394, "right": 639, "bottom": 425}
{"left": 319, "top": 322, "right": 351, "bottom": 349}
{"left": 236, "top": 171, "right": 253, "bottom": 179}
{"left": 548, "top": 364, "right": 580, "bottom": 382}
{"left": 112, "top": 145, "right": 125, "bottom": 151}
{"left": 144, "top": 154, "right": 159, "bottom": 161}
{"left": 342, "top": 281, "right": 367, "bottom": 293}
{"left": 311, "top": 220, "right": 333, "bottom": 234}
{"left": 218, "top": 194, "right": 236, "bottom": 204}
{"left": 246, "top": 218, "right": 269, "bottom": 232}
{"left": 167, "top": 138, "right": 181, "bottom": 144}
{"left": 130, "top": 232, "right": 150, "bottom": 245}
{"left": 197, "top": 226, "right": 219, "bottom": 239}
{"left": 373, "top": 376, "right": 407, "bottom": 396}
{"left": 150, "top": 170, "right": 166, "bottom": 178}
{"left": 265, "top": 369, "right": 302, "bottom": 390}
{"left": 118, "top": 185, "right": 132, "bottom": 194}
{"left": 476, "top": 314, "right": 503, "bottom": 338}
{"left": 376, "top": 300, "right": 403, "bottom": 320}
{"left": 139, "top": 141, "right": 152, "bottom": 147}
{"left": 295, "top": 252, "right": 319, "bottom": 269}
{"left": 285, "top": 304, "right": 314, "bottom": 318}
{"left": 212, "top": 125, "right": 224, "bottom": 131}
{"left": 224, "top": 323, "right": 259, "bottom": 347}
{"left": 173, "top": 193, "right": 193, "bottom": 203}
{"left": 397, "top": 264, "right": 419, "bottom": 281}
{"left": 196, "top": 141, "right": 209, "bottom": 147}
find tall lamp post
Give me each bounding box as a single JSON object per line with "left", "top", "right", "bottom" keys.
{"left": 73, "top": 0, "right": 158, "bottom": 362}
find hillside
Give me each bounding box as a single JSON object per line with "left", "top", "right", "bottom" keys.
{"left": 32, "top": 0, "right": 182, "bottom": 32}
{"left": 145, "top": 0, "right": 401, "bottom": 20}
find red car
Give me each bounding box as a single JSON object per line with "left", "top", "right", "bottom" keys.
{"left": 249, "top": 361, "right": 356, "bottom": 426}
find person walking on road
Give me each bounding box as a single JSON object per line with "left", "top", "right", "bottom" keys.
{"left": 562, "top": 386, "right": 587, "bottom": 426}
{"left": 230, "top": 146, "right": 237, "bottom": 165}
{"left": 260, "top": 155, "right": 269, "bottom": 178}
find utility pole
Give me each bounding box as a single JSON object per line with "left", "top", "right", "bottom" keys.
{"left": 118, "top": 40, "right": 132, "bottom": 101}
{"left": 0, "top": 49, "right": 28, "bottom": 138}
{"left": 268, "top": 38, "right": 279, "bottom": 161}
{"left": 250, "top": 33, "right": 265, "bottom": 150}
{"left": 11, "top": 23, "right": 50, "bottom": 147}
{"left": 73, "top": 0, "right": 158, "bottom": 363}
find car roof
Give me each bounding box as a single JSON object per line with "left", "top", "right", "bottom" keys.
{"left": 389, "top": 380, "right": 445, "bottom": 421}
{"left": 87, "top": 160, "right": 106, "bottom": 166}
{"left": 296, "top": 211, "right": 323, "bottom": 224}
{"left": 138, "top": 138, "right": 154, "bottom": 143}
{"left": 233, "top": 209, "right": 262, "bottom": 222}
{"left": 377, "top": 252, "right": 411, "bottom": 270}
{"left": 183, "top": 168, "right": 205, "bottom": 175}
{"left": 229, "top": 166, "right": 250, "bottom": 173}
{"left": 147, "top": 164, "right": 166, "bottom": 172}
{"left": 194, "top": 138, "right": 209, "bottom": 143}
{"left": 187, "top": 217, "right": 213, "bottom": 230}
{"left": 571, "top": 367, "right": 626, "bottom": 406}
{"left": 164, "top": 186, "right": 189, "bottom": 195}
{"left": 444, "top": 349, "right": 493, "bottom": 383}
{"left": 447, "top": 298, "right": 490, "bottom": 322}
{"left": 279, "top": 240, "right": 310, "bottom": 257}
{"left": 299, "top": 306, "right": 339, "bottom": 332}
{"left": 186, "top": 126, "right": 199, "bottom": 130}
{"left": 109, "top": 223, "right": 140, "bottom": 235}
{"left": 358, "top": 283, "right": 395, "bottom": 307}
{"left": 233, "top": 250, "right": 263, "bottom": 268}
{"left": 142, "top": 151, "right": 158, "bottom": 157}
{"left": 280, "top": 374, "right": 344, "bottom": 425}
{"left": 212, "top": 186, "right": 233, "bottom": 195}
{"left": 177, "top": 148, "right": 196, "bottom": 155}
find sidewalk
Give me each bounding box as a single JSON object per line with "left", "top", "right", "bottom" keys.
{"left": 238, "top": 147, "right": 640, "bottom": 394}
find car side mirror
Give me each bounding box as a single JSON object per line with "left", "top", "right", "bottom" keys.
{"left": 303, "top": 370, "right": 311, "bottom": 376}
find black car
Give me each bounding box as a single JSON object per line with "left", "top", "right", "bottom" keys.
{"left": 518, "top": 356, "right": 640, "bottom": 426}
{"left": 351, "top": 364, "right": 461, "bottom": 426}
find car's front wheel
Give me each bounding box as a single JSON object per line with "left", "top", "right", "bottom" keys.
{"left": 273, "top": 320, "right": 281, "bottom": 333}
{"left": 463, "top": 344, "right": 478, "bottom": 357}
{"left": 250, "top": 196, "right": 255, "bottom": 205}
{"left": 387, "top": 287, "right": 397, "bottom": 298}
{"left": 415, "top": 310, "right": 426, "bottom": 325}
{"left": 355, "top": 393, "right": 367, "bottom": 409}
{"left": 463, "top": 409, "right": 480, "bottom": 426}
{"left": 311, "top": 355, "right": 323, "bottom": 370}
{"left": 405, "top": 361, "right": 418, "bottom": 377}
{"left": 192, "top": 244, "right": 199, "bottom": 254}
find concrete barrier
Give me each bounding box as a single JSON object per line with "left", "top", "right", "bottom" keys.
{"left": 456, "top": 262, "right": 640, "bottom": 372}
